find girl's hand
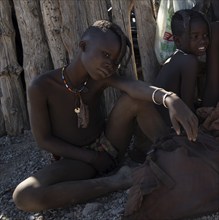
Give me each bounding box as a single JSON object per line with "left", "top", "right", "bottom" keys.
{"left": 166, "top": 94, "right": 198, "bottom": 141}
{"left": 90, "top": 152, "right": 116, "bottom": 174}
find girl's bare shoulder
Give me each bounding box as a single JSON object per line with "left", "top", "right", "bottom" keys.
{"left": 30, "top": 68, "right": 61, "bottom": 88}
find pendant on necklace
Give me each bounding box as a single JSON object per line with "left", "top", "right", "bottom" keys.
{"left": 74, "top": 107, "right": 80, "bottom": 114}
{"left": 62, "top": 65, "right": 89, "bottom": 128}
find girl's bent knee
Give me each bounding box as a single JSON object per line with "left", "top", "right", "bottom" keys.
{"left": 13, "top": 185, "right": 32, "bottom": 211}
{"left": 118, "top": 94, "right": 150, "bottom": 112}
{"left": 13, "top": 180, "right": 44, "bottom": 212}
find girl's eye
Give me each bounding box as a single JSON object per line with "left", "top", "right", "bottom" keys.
{"left": 203, "top": 33, "right": 208, "bottom": 38}
{"left": 191, "top": 34, "right": 198, "bottom": 40}
{"left": 103, "top": 51, "right": 110, "bottom": 58}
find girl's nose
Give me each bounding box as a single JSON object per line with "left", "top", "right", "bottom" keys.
{"left": 201, "top": 36, "right": 209, "bottom": 44}
{"left": 104, "top": 62, "right": 111, "bottom": 68}
{"left": 104, "top": 60, "right": 114, "bottom": 70}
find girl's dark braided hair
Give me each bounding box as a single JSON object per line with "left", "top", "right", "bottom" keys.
{"left": 82, "top": 20, "right": 132, "bottom": 71}
{"left": 171, "top": 9, "right": 210, "bottom": 38}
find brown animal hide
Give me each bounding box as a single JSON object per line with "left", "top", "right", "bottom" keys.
{"left": 123, "top": 131, "right": 219, "bottom": 220}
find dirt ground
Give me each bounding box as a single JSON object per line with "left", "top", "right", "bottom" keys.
{"left": 1, "top": 130, "right": 219, "bottom": 220}
{"left": 0, "top": 130, "right": 129, "bottom": 220}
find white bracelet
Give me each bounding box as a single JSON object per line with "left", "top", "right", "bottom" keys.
{"left": 162, "top": 92, "right": 174, "bottom": 108}
{"left": 152, "top": 88, "right": 162, "bottom": 105}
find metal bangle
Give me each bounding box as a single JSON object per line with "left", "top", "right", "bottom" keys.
{"left": 162, "top": 92, "right": 174, "bottom": 108}
{"left": 152, "top": 88, "right": 162, "bottom": 105}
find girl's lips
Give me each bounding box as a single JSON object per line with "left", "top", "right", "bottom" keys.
{"left": 196, "top": 47, "right": 207, "bottom": 56}
{"left": 198, "top": 46, "right": 206, "bottom": 51}
{"left": 98, "top": 68, "right": 110, "bottom": 78}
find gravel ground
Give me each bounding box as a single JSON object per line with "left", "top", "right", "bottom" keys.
{"left": 0, "top": 130, "right": 219, "bottom": 220}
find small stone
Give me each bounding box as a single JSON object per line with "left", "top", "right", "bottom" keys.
{"left": 82, "top": 202, "right": 102, "bottom": 216}
{"left": 28, "top": 215, "right": 35, "bottom": 220}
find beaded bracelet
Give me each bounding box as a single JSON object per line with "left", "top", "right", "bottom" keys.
{"left": 152, "top": 88, "right": 162, "bottom": 105}
{"left": 162, "top": 92, "right": 174, "bottom": 108}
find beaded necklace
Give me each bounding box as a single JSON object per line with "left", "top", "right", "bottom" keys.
{"left": 61, "top": 65, "right": 89, "bottom": 128}
{"left": 61, "top": 66, "right": 88, "bottom": 95}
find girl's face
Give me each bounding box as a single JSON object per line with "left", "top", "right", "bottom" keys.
{"left": 80, "top": 30, "right": 121, "bottom": 80}
{"left": 178, "top": 18, "right": 209, "bottom": 56}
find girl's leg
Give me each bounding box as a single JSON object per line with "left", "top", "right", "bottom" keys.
{"left": 105, "top": 94, "right": 168, "bottom": 157}
{"left": 13, "top": 159, "right": 132, "bottom": 212}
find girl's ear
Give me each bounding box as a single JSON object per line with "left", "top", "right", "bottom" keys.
{"left": 173, "top": 35, "right": 181, "bottom": 47}
{"left": 79, "top": 40, "right": 86, "bottom": 51}
{"left": 173, "top": 35, "right": 179, "bottom": 43}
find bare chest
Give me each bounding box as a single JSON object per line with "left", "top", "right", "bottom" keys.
{"left": 46, "top": 82, "right": 105, "bottom": 145}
